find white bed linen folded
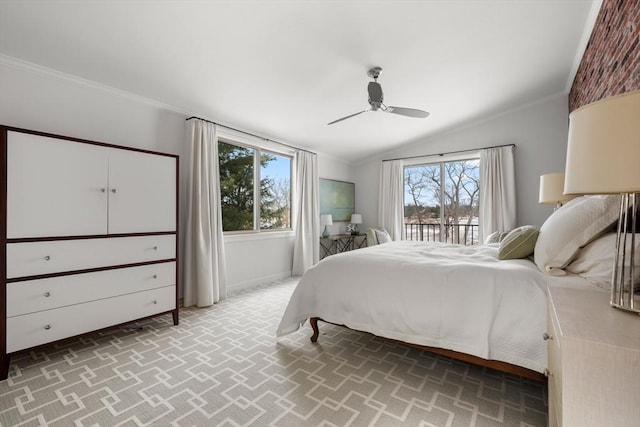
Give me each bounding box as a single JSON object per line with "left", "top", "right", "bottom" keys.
{"left": 277, "top": 241, "right": 552, "bottom": 373}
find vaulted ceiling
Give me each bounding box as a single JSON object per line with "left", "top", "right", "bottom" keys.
{"left": 0, "top": 1, "right": 598, "bottom": 161}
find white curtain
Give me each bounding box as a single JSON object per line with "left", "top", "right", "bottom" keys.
{"left": 378, "top": 160, "right": 405, "bottom": 240}
{"left": 479, "top": 146, "right": 516, "bottom": 242}
{"left": 184, "top": 119, "right": 227, "bottom": 307}
{"left": 292, "top": 151, "right": 319, "bottom": 275}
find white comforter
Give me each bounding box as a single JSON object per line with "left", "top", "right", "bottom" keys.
{"left": 277, "top": 241, "right": 549, "bottom": 373}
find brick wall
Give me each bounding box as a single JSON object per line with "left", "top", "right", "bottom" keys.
{"left": 569, "top": 0, "right": 640, "bottom": 112}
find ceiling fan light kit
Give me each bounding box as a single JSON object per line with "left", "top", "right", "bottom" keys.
{"left": 328, "top": 67, "right": 430, "bottom": 125}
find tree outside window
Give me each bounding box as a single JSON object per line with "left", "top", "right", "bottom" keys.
{"left": 404, "top": 158, "right": 480, "bottom": 245}
{"left": 218, "top": 140, "right": 291, "bottom": 232}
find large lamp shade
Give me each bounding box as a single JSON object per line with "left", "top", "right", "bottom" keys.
{"left": 564, "top": 90, "right": 640, "bottom": 195}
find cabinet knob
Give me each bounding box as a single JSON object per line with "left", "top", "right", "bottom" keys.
{"left": 44, "top": 255, "right": 51, "bottom": 261}
{"left": 100, "top": 188, "right": 106, "bottom": 193}
{"left": 543, "top": 332, "right": 553, "bottom": 341}
{"left": 44, "top": 324, "right": 51, "bottom": 330}
{"left": 153, "top": 274, "right": 158, "bottom": 279}
{"left": 111, "top": 188, "right": 117, "bottom": 193}
{"left": 153, "top": 246, "right": 158, "bottom": 250}
{"left": 544, "top": 368, "right": 552, "bottom": 377}
{"left": 152, "top": 300, "right": 158, "bottom": 305}
{"left": 44, "top": 291, "right": 51, "bottom": 298}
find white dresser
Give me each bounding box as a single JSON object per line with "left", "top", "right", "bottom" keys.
{"left": 546, "top": 286, "right": 640, "bottom": 427}
{"left": 1, "top": 127, "right": 179, "bottom": 380}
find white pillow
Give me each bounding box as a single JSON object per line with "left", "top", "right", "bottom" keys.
{"left": 534, "top": 195, "right": 620, "bottom": 275}
{"left": 374, "top": 229, "right": 391, "bottom": 244}
{"left": 567, "top": 233, "right": 640, "bottom": 290}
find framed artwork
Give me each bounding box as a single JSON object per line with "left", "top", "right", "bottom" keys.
{"left": 319, "top": 178, "right": 355, "bottom": 221}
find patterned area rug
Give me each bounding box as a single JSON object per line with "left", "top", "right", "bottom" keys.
{"left": 0, "top": 278, "right": 548, "bottom": 426}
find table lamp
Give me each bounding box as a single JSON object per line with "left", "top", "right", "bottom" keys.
{"left": 320, "top": 214, "right": 333, "bottom": 238}
{"left": 350, "top": 214, "right": 362, "bottom": 235}
{"left": 539, "top": 173, "right": 575, "bottom": 210}
{"left": 564, "top": 90, "right": 640, "bottom": 314}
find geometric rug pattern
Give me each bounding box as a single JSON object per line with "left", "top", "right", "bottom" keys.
{"left": 0, "top": 278, "right": 548, "bottom": 426}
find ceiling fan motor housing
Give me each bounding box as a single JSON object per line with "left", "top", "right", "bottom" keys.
{"left": 368, "top": 81, "right": 384, "bottom": 110}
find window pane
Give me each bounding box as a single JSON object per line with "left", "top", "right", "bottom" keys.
{"left": 260, "top": 152, "right": 291, "bottom": 229}
{"left": 404, "top": 164, "right": 441, "bottom": 241}
{"left": 443, "top": 159, "right": 480, "bottom": 245}
{"left": 404, "top": 158, "right": 480, "bottom": 245}
{"left": 219, "top": 141, "right": 254, "bottom": 231}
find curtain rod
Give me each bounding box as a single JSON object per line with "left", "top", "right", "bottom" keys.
{"left": 382, "top": 143, "right": 515, "bottom": 162}
{"left": 186, "top": 116, "right": 316, "bottom": 155}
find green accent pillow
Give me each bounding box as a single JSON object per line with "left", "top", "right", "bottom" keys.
{"left": 498, "top": 225, "right": 540, "bottom": 260}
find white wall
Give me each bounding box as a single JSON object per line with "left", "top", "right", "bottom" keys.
{"left": 353, "top": 94, "right": 571, "bottom": 232}
{"left": 0, "top": 60, "right": 353, "bottom": 293}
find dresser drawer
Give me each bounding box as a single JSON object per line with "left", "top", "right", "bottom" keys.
{"left": 6, "top": 285, "right": 176, "bottom": 353}
{"left": 7, "top": 262, "right": 176, "bottom": 317}
{"left": 7, "top": 234, "right": 176, "bottom": 279}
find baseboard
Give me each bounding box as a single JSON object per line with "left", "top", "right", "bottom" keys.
{"left": 227, "top": 271, "right": 293, "bottom": 293}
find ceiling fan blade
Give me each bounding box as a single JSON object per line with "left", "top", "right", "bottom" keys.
{"left": 385, "top": 106, "right": 430, "bottom": 118}
{"left": 327, "top": 110, "right": 368, "bottom": 125}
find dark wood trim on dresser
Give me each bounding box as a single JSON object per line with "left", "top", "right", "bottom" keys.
{"left": 0, "top": 125, "right": 180, "bottom": 380}
{"left": 173, "top": 156, "right": 179, "bottom": 325}
{"left": 7, "top": 231, "right": 177, "bottom": 244}
{"left": 1, "top": 128, "right": 8, "bottom": 379}
{"left": 1, "top": 125, "right": 177, "bottom": 159}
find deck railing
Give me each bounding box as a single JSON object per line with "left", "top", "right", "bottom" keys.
{"left": 404, "top": 223, "right": 479, "bottom": 246}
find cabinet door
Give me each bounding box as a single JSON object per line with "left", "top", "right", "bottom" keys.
{"left": 6, "top": 132, "right": 109, "bottom": 238}
{"left": 107, "top": 149, "right": 176, "bottom": 234}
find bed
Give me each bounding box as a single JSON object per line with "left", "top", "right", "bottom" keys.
{"left": 276, "top": 195, "right": 624, "bottom": 381}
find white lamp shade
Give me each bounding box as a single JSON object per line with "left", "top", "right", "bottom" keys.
{"left": 320, "top": 214, "right": 333, "bottom": 226}
{"left": 539, "top": 173, "right": 576, "bottom": 205}
{"left": 564, "top": 90, "right": 640, "bottom": 195}
{"left": 350, "top": 214, "right": 362, "bottom": 224}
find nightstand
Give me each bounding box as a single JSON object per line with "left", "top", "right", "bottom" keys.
{"left": 319, "top": 234, "right": 367, "bottom": 259}
{"left": 546, "top": 286, "right": 640, "bottom": 427}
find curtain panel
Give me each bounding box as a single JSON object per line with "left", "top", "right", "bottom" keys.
{"left": 184, "top": 119, "right": 227, "bottom": 307}
{"left": 479, "top": 146, "right": 516, "bottom": 242}
{"left": 378, "top": 160, "right": 405, "bottom": 241}
{"left": 292, "top": 150, "right": 319, "bottom": 275}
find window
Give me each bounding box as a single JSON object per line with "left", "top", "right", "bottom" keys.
{"left": 219, "top": 140, "right": 291, "bottom": 232}
{"left": 404, "top": 158, "right": 480, "bottom": 245}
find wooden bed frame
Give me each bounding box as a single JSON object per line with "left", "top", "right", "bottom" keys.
{"left": 309, "top": 317, "right": 547, "bottom": 382}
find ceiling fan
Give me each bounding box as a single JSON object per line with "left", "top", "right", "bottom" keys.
{"left": 328, "top": 67, "right": 430, "bottom": 125}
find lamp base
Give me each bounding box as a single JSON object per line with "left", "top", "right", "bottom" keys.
{"left": 322, "top": 226, "right": 330, "bottom": 238}
{"left": 611, "top": 193, "right": 640, "bottom": 315}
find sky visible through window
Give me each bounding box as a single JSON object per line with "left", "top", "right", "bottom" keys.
{"left": 263, "top": 155, "right": 290, "bottom": 181}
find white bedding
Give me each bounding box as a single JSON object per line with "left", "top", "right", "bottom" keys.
{"left": 277, "top": 241, "right": 553, "bottom": 373}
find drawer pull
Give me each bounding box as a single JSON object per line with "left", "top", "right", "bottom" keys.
{"left": 44, "top": 291, "right": 51, "bottom": 298}
{"left": 44, "top": 255, "right": 51, "bottom": 261}
{"left": 100, "top": 188, "right": 106, "bottom": 193}
{"left": 44, "top": 324, "right": 51, "bottom": 330}
{"left": 152, "top": 300, "right": 158, "bottom": 305}
{"left": 111, "top": 188, "right": 117, "bottom": 193}
{"left": 153, "top": 274, "right": 158, "bottom": 279}
{"left": 543, "top": 332, "right": 553, "bottom": 341}
{"left": 153, "top": 246, "right": 158, "bottom": 250}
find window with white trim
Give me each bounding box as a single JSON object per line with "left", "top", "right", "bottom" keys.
{"left": 404, "top": 156, "right": 480, "bottom": 245}
{"left": 218, "top": 139, "right": 292, "bottom": 232}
